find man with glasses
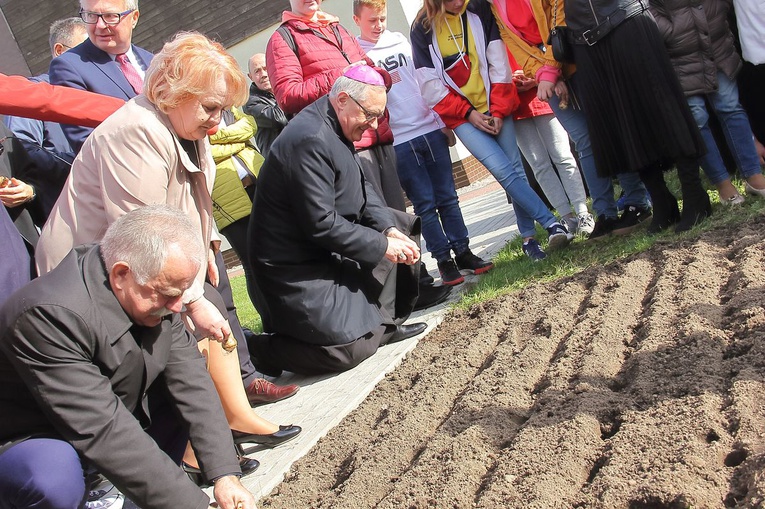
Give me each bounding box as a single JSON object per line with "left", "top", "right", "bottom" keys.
{"left": 246, "top": 67, "right": 428, "bottom": 376}
{"left": 49, "top": 0, "right": 152, "bottom": 153}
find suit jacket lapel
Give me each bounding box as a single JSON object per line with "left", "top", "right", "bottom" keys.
{"left": 83, "top": 39, "right": 136, "bottom": 99}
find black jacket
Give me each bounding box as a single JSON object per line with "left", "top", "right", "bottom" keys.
{"left": 243, "top": 83, "right": 288, "bottom": 157}
{"left": 0, "top": 245, "right": 239, "bottom": 509}
{"left": 564, "top": 0, "right": 640, "bottom": 32}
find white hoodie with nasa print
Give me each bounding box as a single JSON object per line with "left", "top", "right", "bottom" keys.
{"left": 358, "top": 30, "right": 445, "bottom": 146}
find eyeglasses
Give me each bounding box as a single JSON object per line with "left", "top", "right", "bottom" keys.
{"left": 348, "top": 94, "right": 385, "bottom": 123}
{"left": 79, "top": 8, "right": 135, "bottom": 25}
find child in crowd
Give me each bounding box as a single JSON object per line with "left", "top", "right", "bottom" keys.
{"left": 354, "top": 0, "right": 493, "bottom": 285}
{"left": 411, "top": 0, "right": 573, "bottom": 261}
{"left": 651, "top": 0, "right": 765, "bottom": 206}
{"left": 508, "top": 53, "right": 594, "bottom": 236}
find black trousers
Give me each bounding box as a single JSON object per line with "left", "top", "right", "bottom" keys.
{"left": 248, "top": 258, "right": 400, "bottom": 376}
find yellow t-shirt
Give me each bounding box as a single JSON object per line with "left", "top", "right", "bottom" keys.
{"left": 436, "top": 9, "right": 488, "bottom": 113}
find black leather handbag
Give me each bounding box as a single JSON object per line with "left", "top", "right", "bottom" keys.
{"left": 547, "top": 0, "right": 574, "bottom": 63}
{"left": 547, "top": 25, "right": 573, "bottom": 63}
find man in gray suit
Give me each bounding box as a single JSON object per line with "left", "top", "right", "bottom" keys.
{"left": 0, "top": 205, "right": 255, "bottom": 509}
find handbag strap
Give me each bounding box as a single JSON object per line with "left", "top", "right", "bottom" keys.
{"left": 551, "top": 0, "right": 559, "bottom": 29}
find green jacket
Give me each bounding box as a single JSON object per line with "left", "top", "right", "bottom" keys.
{"left": 210, "top": 108, "right": 264, "bottom": 230}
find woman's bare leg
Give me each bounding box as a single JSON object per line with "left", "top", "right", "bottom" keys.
{"left": 198, "top": 337, "right": 279, "bottom": 435}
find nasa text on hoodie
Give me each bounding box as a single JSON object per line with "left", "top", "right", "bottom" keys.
{"left": 358, "top": 30, "right": 445, "bottom": 146}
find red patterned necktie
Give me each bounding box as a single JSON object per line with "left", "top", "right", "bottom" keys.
{"left": 116, "top": 53, "right": 143, "bottom": 94}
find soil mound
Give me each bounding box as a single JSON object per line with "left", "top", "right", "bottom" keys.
{"left": 261, "top": 219, "right": 765, "bottom": 509}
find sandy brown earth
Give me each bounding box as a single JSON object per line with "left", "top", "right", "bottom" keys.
{"left": 260, "top": 218, "right": 765, "bottom": 509}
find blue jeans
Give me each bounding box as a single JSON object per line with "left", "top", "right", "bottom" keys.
{"left": 394, "top": 130, "right": 469, "bottom": 262}
{"left": 687, "top": 70, "right": 762, "bottom": 184}
{"left": 454, "top": 118, "right": 556, "bottom": 238}
{"left": 548, "top": 93, "right": 650, "bottom": 219}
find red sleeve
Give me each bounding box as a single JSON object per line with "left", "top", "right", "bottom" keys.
{"left": 0, "top": 74, "right": 123, "bottom": 127}
{"left": 489, "top": 82, "right": 520, "bottom": 119}
{"left": 432, "top": 92, "right": 474, "bottom": 130}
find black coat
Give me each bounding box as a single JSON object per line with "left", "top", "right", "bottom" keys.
{"left": 249, "top": 96, "right": 417, "bottom": 346}
{"left": 0, "top": 245, "right": 239, "bottom": 509}
{"left": 244, "top": 83, "right": 288, "bottom": 157}
{"left": 564, "top": 0, "right": 638, "bottom": 31}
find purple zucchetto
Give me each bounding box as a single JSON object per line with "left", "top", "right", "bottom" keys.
{"left": 343, "top": 65, "right": 385, "bottom": 86}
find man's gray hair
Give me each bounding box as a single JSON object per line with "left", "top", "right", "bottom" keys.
{"left": 329, "top": 76, "right": 385, "bottom": 102}
{"left": 79, "top": 0, "right": 138, "bottom": 11}
{"left": 49, "top": 17, "right": 86, "bottom": 53}
{"left": 101, "top": 205, "right": 204, "bottom": 285}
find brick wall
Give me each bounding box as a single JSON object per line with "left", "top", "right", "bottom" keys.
{"left": 224, "top": 155, "right": 492, "bottom": 270}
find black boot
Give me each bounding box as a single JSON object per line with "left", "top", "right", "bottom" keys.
{"left": 639, "top": 166, "right": 680, "bottom": 234}
{"left": 675, "top": 157, "right": 712, "bottom": 232}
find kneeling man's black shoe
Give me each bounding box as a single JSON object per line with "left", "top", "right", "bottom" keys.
{"left": 388, "top": 322, "right": 427, "bottom": 344}
{"left": 412, "top": 283, "right": 452, "bottom": 311}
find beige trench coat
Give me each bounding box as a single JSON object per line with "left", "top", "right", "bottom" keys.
{"left": 36, "top": 95, "right": 217, "bottom": 296}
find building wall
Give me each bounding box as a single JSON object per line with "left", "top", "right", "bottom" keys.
{"left": 0, "top": 8, "right": 32, "bottom": 75}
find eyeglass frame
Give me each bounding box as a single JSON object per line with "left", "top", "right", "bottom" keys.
{"left": 347, "top": 94, "right": 385, "bottom": 123}
{"left": 79, "top": 8, "right": 135, "bottom": 25}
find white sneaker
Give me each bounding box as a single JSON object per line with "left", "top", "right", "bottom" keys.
{"left": 85, "top": 480, "right": 125, "bottom": 509}
{"left": 577, "top": 213, "right": 595, "bottom": 236}
{"left": 563, "top": 216, "right": 579, "bottom": 235}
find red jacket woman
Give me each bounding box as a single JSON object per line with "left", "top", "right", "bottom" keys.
{"left": 265, "top": 9, "right": 393, "bottom": 149}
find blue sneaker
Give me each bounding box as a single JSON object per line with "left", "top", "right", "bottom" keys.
{"left": 522, "top": 238, "right": 547, "bottom": 261}
{"left": 545, "top": 222, "right": 574, "bottom": 251}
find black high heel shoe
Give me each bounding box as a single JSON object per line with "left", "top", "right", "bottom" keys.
{"left": 183, "top": 457, "right": 260, "bottom": 487}
{"left": 232, "top": 424, "right": 302, "bottom": 453}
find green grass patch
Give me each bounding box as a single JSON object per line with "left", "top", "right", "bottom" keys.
{"left": 230, "top": 274, "right": 262, "bottom": 333}
{"left": 459, "top": 172, "right": 765, "bottom": 309}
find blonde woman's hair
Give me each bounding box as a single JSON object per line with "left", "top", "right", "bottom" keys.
{"left": 416, "top": 0, "right": 449, "bottom": 32}
{"left": 145, "top": 32, "right": 248, "bottom": 113}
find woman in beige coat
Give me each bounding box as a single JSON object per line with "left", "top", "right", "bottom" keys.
{"left": 36, "top": 32, "right": 300, "bottom": 481}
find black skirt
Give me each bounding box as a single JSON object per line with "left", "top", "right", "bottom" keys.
{"left": 571, "top": 12, "right": 705, "bottom": 176}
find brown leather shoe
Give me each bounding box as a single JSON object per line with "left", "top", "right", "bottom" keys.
{"left": 245, "top": 378, "right": 299, "bottom": 405}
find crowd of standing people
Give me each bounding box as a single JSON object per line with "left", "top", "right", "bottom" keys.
{"left": 0, "top": 0, "right": 763, "bottom": 508}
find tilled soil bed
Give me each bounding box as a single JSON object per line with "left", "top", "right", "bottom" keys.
{"left": 260, "top": 219, "right": 765, "bottom": 509}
